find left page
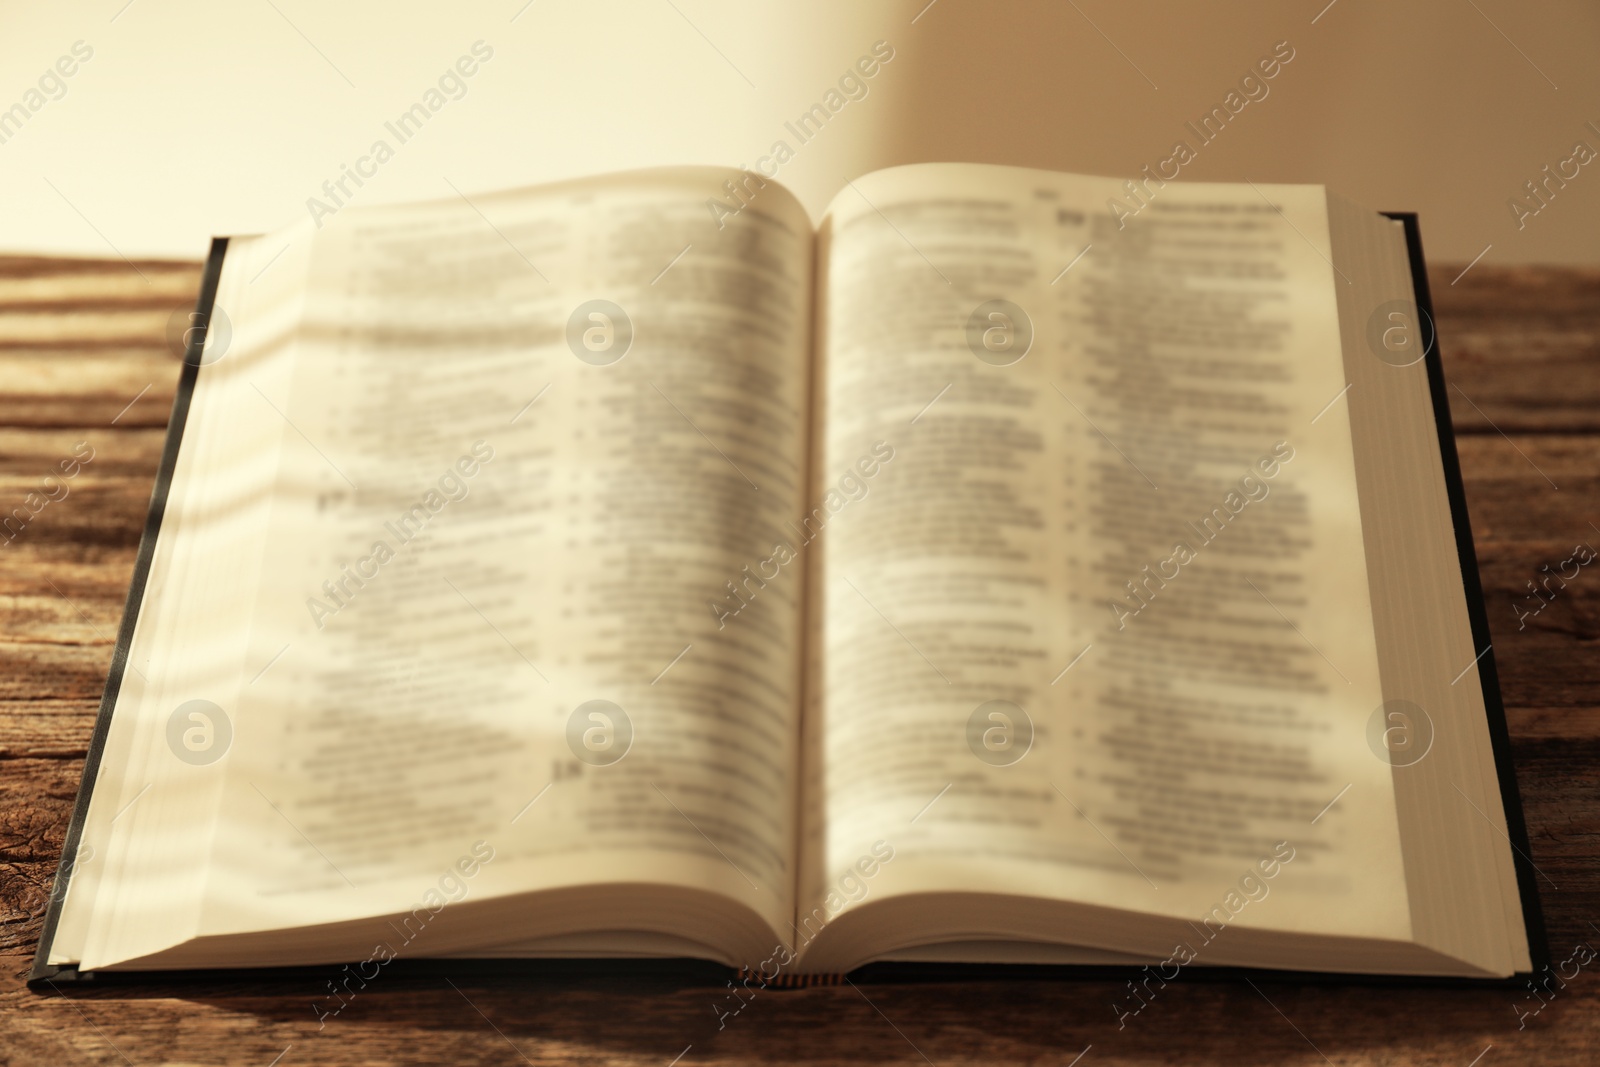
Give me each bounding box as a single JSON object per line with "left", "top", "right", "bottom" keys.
{"left": 71, "top": 167, "right": 816, "bottom": 970}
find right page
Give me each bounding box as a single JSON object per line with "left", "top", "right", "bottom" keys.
{"left": 798, "top": 163, "right": 1493, "bottom": 973}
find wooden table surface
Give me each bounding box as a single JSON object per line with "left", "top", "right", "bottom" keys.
{"left": 1, "top": 255, "right": 1597, "bottom": 1066}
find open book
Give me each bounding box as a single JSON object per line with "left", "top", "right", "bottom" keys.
{"left": 34, "top": 163, "right": 1539, "bottom": 983}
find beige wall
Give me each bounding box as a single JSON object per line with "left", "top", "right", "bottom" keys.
{"left": 1, "top": 0, "right": 1595, "bottom": 262}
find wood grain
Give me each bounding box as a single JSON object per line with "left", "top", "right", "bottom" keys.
{"left": 1, "top": 257, "right": 1597, "bottom": 1066}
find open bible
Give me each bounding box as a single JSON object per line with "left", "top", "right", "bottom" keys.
{"left": 33, "top": 163, "right": 1541, "bottom": 984}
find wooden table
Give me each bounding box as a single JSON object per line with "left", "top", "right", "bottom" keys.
{"left": 2, "top": 255, "right": 1597, "bottom": 1066}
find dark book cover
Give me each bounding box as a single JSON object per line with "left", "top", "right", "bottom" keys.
{"left": 30, "top": 219, "right": 1547, "bottom": 989}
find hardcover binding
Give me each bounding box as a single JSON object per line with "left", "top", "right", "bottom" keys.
{"left": 29, "top": 222, "right": 1547, "bottom": 988}
{"left": 1384, "top": 211, "right": 1550, "bottom": 977}
{"left": 29, "top": 238, "right": 230, "bottom": 985}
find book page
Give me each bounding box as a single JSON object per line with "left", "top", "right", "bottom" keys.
{"left": 53, "top": 230, "right": 315, "bottom": 969}
{"left": 80, "top": 167, "right": 813, "bottom": 969}
{"left": 1326, "top": 196, "right": 1527, "bottom": 975}
{"left": 801, "top": 163, "right": 1410, "bottom": 959}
